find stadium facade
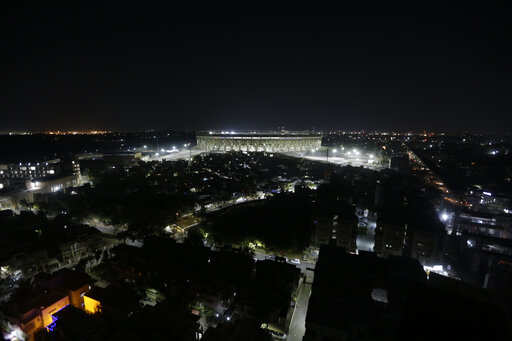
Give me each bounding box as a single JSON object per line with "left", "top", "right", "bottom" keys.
{"left": 196, "top": 131, "right": 322, "bottom": 152}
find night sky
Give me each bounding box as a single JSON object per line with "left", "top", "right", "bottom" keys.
{"left": 2, "top": 7, "right": 511, "bottom": 132}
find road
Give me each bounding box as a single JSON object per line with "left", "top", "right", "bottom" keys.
{"left": 253, "top": 251, "right": 316, "bottom": 277}
{"left": 282, "top": 153, "right": 386, "bottom": 171}
{"left": 355, "top": 214, "right": 377, "bottom": 252}
{"left": 205, "top": 197, "right": 265, "bottom": 213}
{"left": 287, "top": 282, "right": 312, "bottom": 341}
{"left": 146, "top": 149, "right": 203, "bottom": 162}
{"left": 252, "top": 250, "right": 315, "bottom": 341}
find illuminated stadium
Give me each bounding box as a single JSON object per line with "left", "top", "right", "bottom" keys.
{"left": 196, "top": 131, "right": 322, "bottom": 152}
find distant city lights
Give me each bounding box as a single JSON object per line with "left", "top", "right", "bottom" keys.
{"left": 45, "top": 130, "right": 109, "bottom": 135}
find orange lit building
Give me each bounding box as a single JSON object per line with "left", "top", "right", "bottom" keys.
{"left": 83, "top": 295, "right": 101, "bottom": 314}
{"left": 81, "top": 285, "right": 139, "bottom": 318}
{"left": 4, "top": 270, "right": 91, "bottom": 341}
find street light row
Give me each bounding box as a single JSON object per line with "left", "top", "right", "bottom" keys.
{"left": 310, "top": 147, "right": 375, "bottom": 158}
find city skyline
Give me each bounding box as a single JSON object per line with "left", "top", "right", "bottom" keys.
{"left": 3, "top": 8, "right": 512, "bottom": 341}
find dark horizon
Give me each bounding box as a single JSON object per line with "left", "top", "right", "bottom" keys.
{"left": 3, "top": 8, "right": 511, "bottom": 133}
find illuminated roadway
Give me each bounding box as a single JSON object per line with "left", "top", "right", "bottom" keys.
{"left": 287, "top": 282, "right": 312, "bottom": 341}
{"left": 283, "top": 153, "right": 386, "bottom": 171}
{"left": 252, "top": 250, "right": 315, "bottom": 341}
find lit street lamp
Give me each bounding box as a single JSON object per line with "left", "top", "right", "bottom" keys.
{"left": 441, "top": 212, "right": 449, "bottom": 222}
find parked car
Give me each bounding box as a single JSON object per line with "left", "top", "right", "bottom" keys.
{"left": 261, "top": 323, "right": 287, "bottom": 340}
{"left": 288, "top": 258, "right": 301, "bottom": 265}
{"left": 270, "top": 330, "right": 287, "bottom": 339}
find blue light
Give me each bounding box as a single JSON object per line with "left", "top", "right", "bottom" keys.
{"left": 47, "top": 315, "right": 59, "bottom": 333}
{"left": 46, "top": 304, "right": 69, "bottom": 333}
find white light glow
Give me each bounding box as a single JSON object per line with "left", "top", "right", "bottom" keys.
{"left": 3, "top": 322, "right": 26, "bottom": 341}
{"left": 423, "top": 264, "right": 449, "bottom": 278}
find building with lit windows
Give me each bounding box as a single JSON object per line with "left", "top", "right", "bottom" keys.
{"left": 196, "top": 131, "right": 322, "bottom": 152}
{"left": 0, "top": 159, "right": 61, "bottom": 180}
